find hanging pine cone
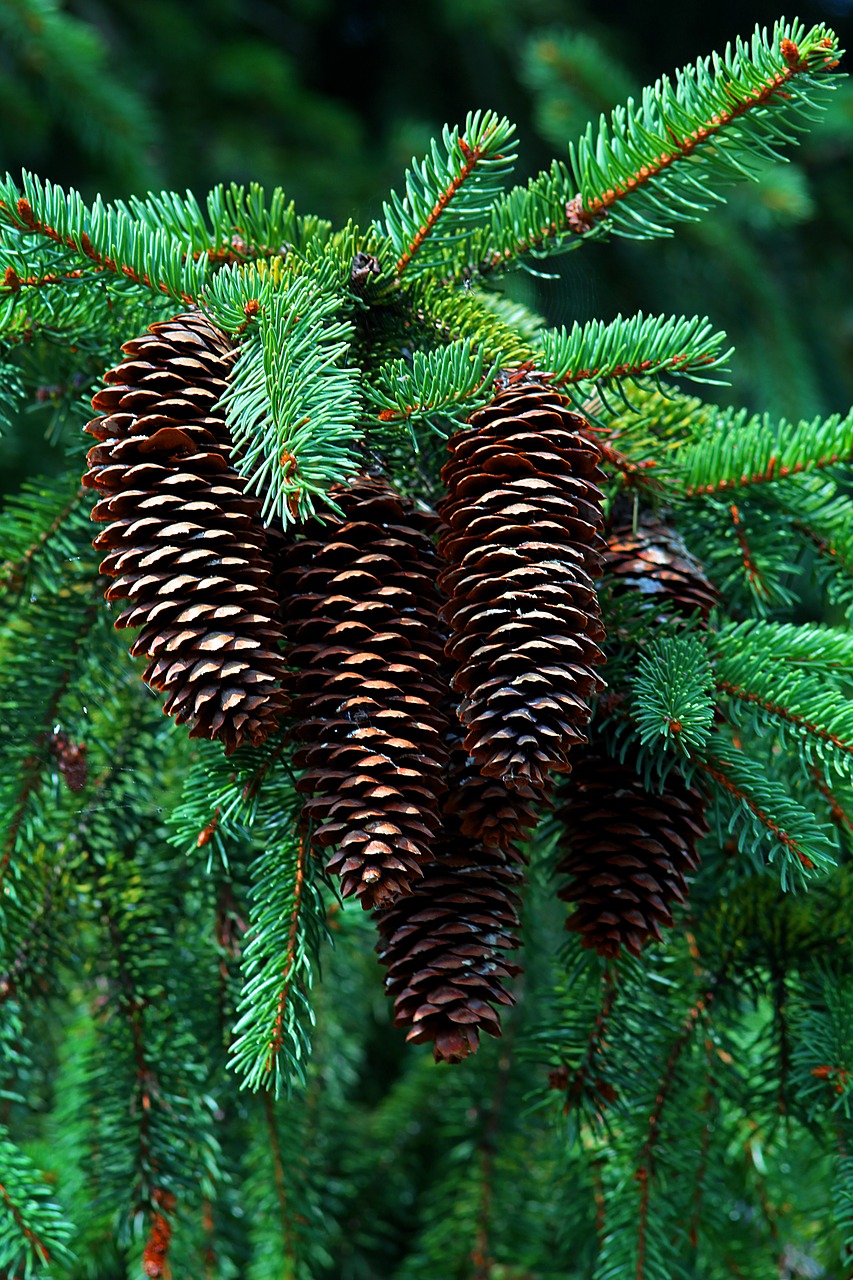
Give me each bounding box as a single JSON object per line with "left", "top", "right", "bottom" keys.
{"left": 279, "top": 474, "right": 451, "bottom": 910}
{"left": 437, "top": 376, "right": 607, "bottom": 798}
{"left": 375, "top": 729, "right": 526, "bottom": 1063}
{"left": 83, "top": 311, "right": 288, "bottom": 753}
{"left": 605, "top": 511, "right": 718, "bottom": 624}
{"left": 556, "top": 746, "right": 708, "bottom": 958}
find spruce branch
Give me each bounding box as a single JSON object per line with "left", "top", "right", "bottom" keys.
{"left": 369, "top": 339, "right": 499, "bottom": 438}
{"left": 631, "top": 634, "right": 716, "bottom": 756}
{"left": 766, "top": 476, "right": 853, "bottom": 617}
{"left": 0, "top": 476, "right": 88, "bottom": 605}
{"left": 214, "top": 268, "right": 362, "bottom": 525}
{"left": 697, "top": 743, "right": 837, "bottom": 888}
{"left": 540, "top": 965, "right": 620, "bottom": 1130}
{"left": 189, "top": 740, "right": 330, "bottom": 1096}
{"left": 0, "top": 172, "right": 209, "bottom": 304}
{"left": 382, "top": 110, "right": 517, "bottom": 279}
{"left": 419, "top": 284, "right": 534, "bottom": 367}
{"left": 0, "top": 590, "right": 105, "bottom": 914}
{"left": 0, "top": 1125, "right": 75, "bottom": 1275}
{"left": 229, "top": 828, "right": 328, "bottom": 1095}
{"left": 712, "top": 620, "right": 853, "bottom": 675}
{"left": 712, "top": 644, "right": 853, "bottom": 776}
{"left": 541, "top": 313, "right": 730, "bottom": 392}
{"left": 726, "top": 501, "right": 768, "bottom": 602}
{"left": 478, "top": 19, "right": 841, "bottom": 272}
{"left": 681, "top": 495, "right": 801, "bottom": 614}
{"left": 678, "top": 404, "right": 853, "bottom": 497}
{"left": 633, "top": 993, "right": 710, "bottom": 1279}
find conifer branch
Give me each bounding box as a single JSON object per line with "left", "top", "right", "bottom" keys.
{"left": 712, "top": 620, "right": 853, "bottom": 675}
{"left": 370, "top": 339, "right": 499, "bottom": 436}
{"left": 713, "top": 637, "right": 853, "bottom": 773}
{"left": 142, "top": 1188, "right": 176, "bottom": 1280}
{"left": 0, "top": 1126, "right": 75, "bottom": 1274}
{"left": 810, "top": 766, "right": 853, "bottom": 835}
{"left": 697, "top": 746, "right": 837, "bottom": 885}
{"left": 635, "top": 993, "right": 709, "bottom": 1278}
{"left": 679, "top": 405, "right": 853, "bottom": 496}
{"left": 2, "top": 263, "right": 95, "bottom": 290}
{"left": 717, "top": 680, "right": 853, "bottom": 760}
{"left": 0, "top": 478, "right": 87, "bottom": 604}
{"left": 0, "top": 173, "right": 209, "bottom": 303}
{"left": 0, "top": 593, "right": 102, "bottom": 899}
{"left": 383, "top": 111, "right": 517, "bottom": 279}
{"left": 541, "top": 313, "right": 730, "bottom": 389}
{"left": 215, "top": 268, "right": 362, "bottom": 525}
{"left": 419, "top": 283, "right": 535, "bottom": 368}
{"left": 263, "top": 1090, "right": 298, "bottom": 1269}
{"left": 726, "top": 502, "right": 769, "bottom": 600}
{"left": 477, "top": 20, "right": 841, "bottom": 272}
{"left": 551, "top": 969, "right": 619, "bottom": 1119}
{"left": 631, "top": 634, "right": 715, "bottom": 755}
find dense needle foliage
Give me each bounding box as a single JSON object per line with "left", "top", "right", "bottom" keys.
{"left": 1, "top": 11, "right": 853, "bottom": 1279}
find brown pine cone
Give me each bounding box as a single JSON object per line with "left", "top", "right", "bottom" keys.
{"left": 556, "top": 746, "right": 708, "bottom": 958}
{"left": 83, "top": 311, "right": 288, "bottom": 753}
{"left": 437, "top": 377, "right": 607, "bottom": 798}
{"left": 605, "top": 513, "right": 718, "bottom": 624}
{"left": 375, "top": 731, "right": 527, "bottom": 1063}
{"left": 279, "top": 474, "right": 451, "bottom": 910}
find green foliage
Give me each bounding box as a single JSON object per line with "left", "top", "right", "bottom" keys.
{"left": 381, "top": 110, "right": 517, "bottom": 280}
{"left": 539, "top": 311, "right": 730, "bottom": 393}
{"left": 0, "top": 171, "right": 211, "bottom": 302}
{"left": 564, "top": 19, "right": 842, "bottom": 243}
{"left": 631, "top": 633, "right": 716, "bottom": 755}
{"left": 0, "top": 0, "right": 156, "bottom": 192}
{"left": 369, "top": 339, "right": 499, "bottom": 440}
{"left": 0, "top": 8, "right": 852, "bottom": 1278}
{"left": 700, "top": 739, "right": 838, "bottom": 889}
{"left": 675, "top": 401, "right": 853, "bottom": 497}
{"left": 215, "top": 267, "right": 362, "bottom": 524}
{"left": 475, "top": 20, "right": 841, "bottom": 272}
{"left": 0, "top": 1124, "right": 75, "bottom": 1276}
{"left": 522, "top": 30, "right": 637, "bottom": 149}
{"left": 713, "top": 624, "right": 853, "bottom": 777}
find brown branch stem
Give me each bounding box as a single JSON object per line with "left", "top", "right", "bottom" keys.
{"left": 716, "top": 678, "right": 853, "bottom": 755}
{"left": 10, "top": 198, "right": 197, "bottom": 305}
{"left": 265, "top": 834, "right": 306, "bottom": 1073}
{"left": 698, "top": 757, "right": 815, "bottom": 870}
{"left": 263, "top": 1089, "right": 298, "bottom": 1268}
{"left": 396, "top": 127, "right": 500, "bottom": 277}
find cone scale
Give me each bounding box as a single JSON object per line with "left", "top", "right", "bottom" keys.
{"left": 83, "top": 311, "right": 289, "bottom": 753}
{"left": 437, "top": 377, "right": 607, "bottom": 800}
{"left": 279, "top": 474, "right": 452, "bottom": 910}
{"left": 557, "top": 746, "right": 708, "bottom": 958}
{"left": 605, "top": 511, "right": 719, "bottom": 623}
{"left": 374, "top": 725, "right": 530, "bottom": 1063}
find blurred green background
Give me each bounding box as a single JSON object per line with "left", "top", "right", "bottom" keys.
{"left": 2, "top": 0, "right": 853, "bottom": 488}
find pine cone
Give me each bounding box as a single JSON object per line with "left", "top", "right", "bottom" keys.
{"left": 438, "top": 377, "right": 607, "bottom": 797}
{"left": 375, "top": 734, "right": 526, "bottom": 1063}
{"left": 605, "top": 513, "right": 718, "bottom": 623}
{"left": 556, "top": 747, "right": 707, "bottom": 958}
{"left": 279, "top": 474, "right": 451, "bottom": 910}
{"left": 83, "top": 311, "right": 288, "bottom": 753}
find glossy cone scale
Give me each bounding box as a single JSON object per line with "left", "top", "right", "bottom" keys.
{"left": 374, "top": 722, "right": 529, "bottom": 1063}
{"left": 279, "top": 475, "right": 450, "bottom": 909}
{"left": 438, "top": 378, "right": 607, "bottom": 799}
{"left": 83, "top": 311, "right": 289, "bottom": 752}
{"left": 605, "top": 511, "right": 719, "bottom": 623}
{"left": 557, "top": 746, "right": 708, "bottom": 957}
